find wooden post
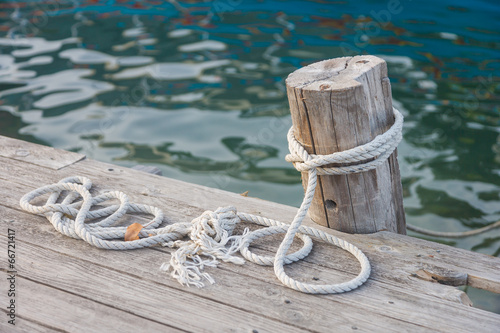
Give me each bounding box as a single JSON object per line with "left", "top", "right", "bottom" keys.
{"left": 286, "top": 55, "right": 406, "bottom": 234}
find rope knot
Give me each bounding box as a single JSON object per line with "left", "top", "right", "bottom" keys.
{"left": 190, "top": 206, "right": 240, "bottom": 243}
{"left": 285, "top": 107, "right": 404, "bottom": 175}
{"left": 161, "top": 206, "right": 248, "bottom": 288}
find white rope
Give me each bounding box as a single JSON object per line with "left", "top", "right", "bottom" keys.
{"left": 19, "top": 108, "right": 407, "bottom": 294}
{"left": 285, "top": 106, "right": 404, "bottom": 175}
{"left": 406, "top": 221, "right": 500, "bottom": 238}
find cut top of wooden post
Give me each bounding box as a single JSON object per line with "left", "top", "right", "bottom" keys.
{"left": 286, "top": 55, "right": 406, "bottom": 234}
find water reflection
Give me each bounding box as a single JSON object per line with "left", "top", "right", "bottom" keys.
{"left": 1, "top": 68, "right": 114, "bottom": 109}
{"left": 60, "top": 48, "right": 154, "bottom": 69}
{"left": 109, "top": 59, "right": 230, "bottom": 80}
{"left": 0, "top": 37, "right": 79, "bottom": 57}
{"left": 0, "top": 54, "right": 52, "bottom": 80}
{"left": 101, "top": 139, "right": 298, "bottom": 184}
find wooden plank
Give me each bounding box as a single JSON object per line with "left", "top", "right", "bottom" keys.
{"left": 1, "top": 206, "right": 427, "bottom": 333}
{"left": 0, "top": 136, "right": 500, "bottom": 331}
{"left": 243, "top": 232, "right": 474, "bottom": 306}
{"left": 286, "top": 56, "right": 406, "bottom": 234}
{"left": 1, "top": 231, "right": 307, "bottom": 333}
{"left": 13, "top": 277, "right": 184, "bottom": 332}
{"left": 0, "top": 177, "right": 471, "bottom": 308}
{"left": 0, "top": 310, "right": 60, "bottom": 333}
{"left": 1, "top": 155, "right": 500, "bottom": 331}
{"left": 1, "top": 151, "right": 499, "bottom": 295}
{"left": 2, "top": 205, "right": 497, "bottom": 333}
{"left": 1, "top": 153, "right": 499, "bottom": 296}
{"left": 0, "top": 136, "right": 85, "bottom": 170}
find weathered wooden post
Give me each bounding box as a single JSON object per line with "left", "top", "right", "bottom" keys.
{"left": 286, "top": 55, "right": 406, "bottom": 234}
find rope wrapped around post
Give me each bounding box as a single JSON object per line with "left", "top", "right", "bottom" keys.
{"left": 19, "top": 108, "right": 404, "bottom": 294}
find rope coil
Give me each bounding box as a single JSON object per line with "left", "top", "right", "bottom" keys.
{"left": 19, "top": 108, "right": 405, "bottom": 294}
{"left": 285, "top": 107, "right": 403, "bottom": 175}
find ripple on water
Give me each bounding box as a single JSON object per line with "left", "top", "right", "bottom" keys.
{"left": 59, "top": 48, "right": 154, "bottom": 70}
{"left": 0, "top": 69, "right": 114, "bottom": 109}
{"left": 109, "top": 60, "right": 231, "bottom": 81}
{"left": 0, "top": 54, "right": 53, "bottom": 80}
{"left": 178, "top": 40, "right": 227, "bottom": 52}
{"left": 0, "top": 37, "right": 79, "bottom": 57}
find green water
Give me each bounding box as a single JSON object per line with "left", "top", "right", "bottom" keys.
{"left": 0, "top": 0, "right": 499, "bottom": 313}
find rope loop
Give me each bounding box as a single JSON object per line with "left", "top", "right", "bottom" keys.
{"left": 286, "top": 107, "right": 403, "bottom": 175}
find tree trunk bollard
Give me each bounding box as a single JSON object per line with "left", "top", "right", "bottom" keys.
{"left": 286, "top": 55, "right": 406, "bottom": 234}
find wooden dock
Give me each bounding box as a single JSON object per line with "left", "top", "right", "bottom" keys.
{"left": 1, "top": 135, "right": 500, "bottom": 332}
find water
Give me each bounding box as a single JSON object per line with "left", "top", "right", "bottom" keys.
{"left": 0, "top": 0, "right": 499, "bottom": 313}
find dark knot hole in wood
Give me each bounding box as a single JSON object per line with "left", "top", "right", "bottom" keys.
{"left": 325, "top": 199, "right": 337, "bottom": 210}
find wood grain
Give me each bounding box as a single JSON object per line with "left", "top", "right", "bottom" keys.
{"left": 15, "top": 277, "right": 185, "bottom": 333}
{"left": 286, "top": 56, "right": 406, "bottom": 234}
{"left": 0, "top": 136, "right": 85, "bottom": 170}
{"left": 1, "top": 151, "right": 499, "bottom": 295}
{"left": 4, "top": 205, "right": 499, "bottom": 332}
